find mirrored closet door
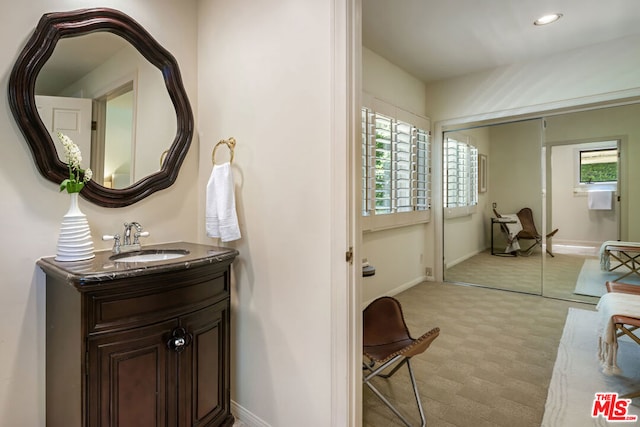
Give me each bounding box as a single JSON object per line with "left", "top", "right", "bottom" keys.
{"left": 443, "top": 119, "right": 544, "bottom": 296}
{"left": 542, "top": 103, "right": 640, "bottom": 304}
{"left": 444, "top": 102, "right": 640, "bottom": 304}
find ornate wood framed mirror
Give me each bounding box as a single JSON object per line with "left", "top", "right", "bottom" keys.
{"left": 8, "top": 8, "right": 193, "bottom": 207}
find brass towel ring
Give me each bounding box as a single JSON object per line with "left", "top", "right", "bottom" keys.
{"left": 212, "top": 137, "right": 236, "bottom": 165}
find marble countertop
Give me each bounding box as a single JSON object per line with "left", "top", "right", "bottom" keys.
{"left": 37, "top": 241, "right": 239, "bottom": 287}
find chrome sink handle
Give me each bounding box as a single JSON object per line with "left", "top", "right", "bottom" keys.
{"left": 134, "top": 230, "right": 150, "bottom": 244}
{"left": 102, "top": 234, "right": 121, "bottom": 254}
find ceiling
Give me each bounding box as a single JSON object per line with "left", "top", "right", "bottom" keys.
{"left": 362, "top": 0, "right": 640, "bottom": 84}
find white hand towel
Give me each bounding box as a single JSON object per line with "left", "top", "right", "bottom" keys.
{"left": 588, "top": 190, "right": 613, "bottom": 210}
{"left": 206, "top": 162, "right": 241, "bottom": 242}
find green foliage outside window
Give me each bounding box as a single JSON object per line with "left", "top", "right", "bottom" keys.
{"left": 579, "top": 147, "right": 617, "bottom": 183}
{"left": 580, "top": 162, "right": 617, "bottom": 183}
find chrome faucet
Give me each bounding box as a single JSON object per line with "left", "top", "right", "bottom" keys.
{"left": 123, "top": 222, "right": 142, "bottom": 246}
{"left": 103, "top": 222, "right": 150, "bottom": 253}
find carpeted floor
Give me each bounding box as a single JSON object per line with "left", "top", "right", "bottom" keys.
{"left": 445, "top": 249, "right": 599, "bottom": 304}
{"left": 363, "top": 281, "right": 591, "bottom": 427}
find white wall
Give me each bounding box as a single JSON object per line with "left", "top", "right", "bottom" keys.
{"left": 0, "top": 1, "right": 199, "bottom": 425}
{"left": 197, "top": 1, "right": 342, "bottom": 425}
{"left": 361, "top": 47, "right": 431, "bottom": 303}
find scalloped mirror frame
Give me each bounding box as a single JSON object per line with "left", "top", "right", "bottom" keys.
{"left": 8, "top": 8, "right": 194, "bottom": 208}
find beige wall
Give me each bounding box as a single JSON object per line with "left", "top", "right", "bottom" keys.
{"left": 361, "top": 47, "right": 432, "bottom": 303}
{"left": 197, "top": 1, "right": 340, "bottom": 425}
{"left": 488, "top": 120, "right": 544, "bottom": 222}
{"left": 2, "top": 1, "right": 350, "bottom": 426}
{"left": 0, "top": 1, "right": 198, "bottom": 425}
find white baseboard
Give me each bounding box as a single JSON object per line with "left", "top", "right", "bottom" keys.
{"left": 445, "top": 248, "right": 483, "bottom": 269}
{"left": 231, "top": 400, "right": 271, "bottom": 427}
{"left": 552, "top": 239, "right": 601, "bottom": 248}
{"left": 361, "top": 275, "right": 427, "bottom": 308}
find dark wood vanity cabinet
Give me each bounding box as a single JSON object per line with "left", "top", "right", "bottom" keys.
{"left": 38, "top": 243, "right": 238, "bottom": 427}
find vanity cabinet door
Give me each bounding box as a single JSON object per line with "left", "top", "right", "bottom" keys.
{"left": 87, "top": 319, "right": 179, "bottom": 427}
{"left": 178, "top": 300, "right": 231, "bottom": 427}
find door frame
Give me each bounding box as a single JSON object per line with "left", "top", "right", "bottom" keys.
{"left": 331, "top": 0, "right": 361, "bottom": 425}
{"left": 546, "top": 138, "right": 623, "bottom": 245}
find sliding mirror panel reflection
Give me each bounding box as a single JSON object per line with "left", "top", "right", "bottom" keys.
{"left": 443, "top": 119, "right": 544, "bottom": 295}
{"left": 542, "top": 103, "right": 640, "bottom": 304}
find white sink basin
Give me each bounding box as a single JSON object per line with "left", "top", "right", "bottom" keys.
{"left": 110, "top": 249, "right": 190, "bottom": 263}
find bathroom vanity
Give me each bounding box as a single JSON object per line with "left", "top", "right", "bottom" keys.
{"left": 37, "top": 242, "right": 238, "bottom": 427}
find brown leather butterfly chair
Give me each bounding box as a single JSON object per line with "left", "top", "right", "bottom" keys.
{"left": 363, "top": 296, "right": 440, "bottom": 427}
{"left": 494, "top": 207, "right": 559, "bottom": 257}
{"left": 515, "top": 207, "right": 559, "bottom": 257}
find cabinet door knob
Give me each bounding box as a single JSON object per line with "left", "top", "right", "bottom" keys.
{"left": 167, "top": 327, "right": 192, "bottom": 353}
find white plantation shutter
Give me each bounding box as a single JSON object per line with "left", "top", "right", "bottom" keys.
{"left": 362, "top": 105, "right": 431, "bottom": 222}
{"left": 395, "top": 121, "right": 412, "bottom": 212}
{"left": 444, "top": 136, "right": 478, "bottom": 209}
{"left": 414, "top": 126, "right": 429, "bottom": 211}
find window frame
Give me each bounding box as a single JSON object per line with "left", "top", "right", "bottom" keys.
{"left": 578, "top": 147, "right": 618, "bottom": 184}
{"left": 361, "top": 97, "right": 431, "bottom": 232}
{"left": 443, "top": 133, "right": 478, "bottom": 219}
{"left": 572, "top": 140, "right": 619, "bottom": 193}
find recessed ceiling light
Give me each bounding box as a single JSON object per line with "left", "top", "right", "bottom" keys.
{"left": 534, "top": 13, "right": 563, "bottom": 26}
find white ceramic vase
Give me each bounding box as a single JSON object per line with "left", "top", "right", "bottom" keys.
{"left": 55, "top": 192, "right": 95, "bottom": 262}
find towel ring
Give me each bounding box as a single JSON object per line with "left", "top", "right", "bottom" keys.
{"left": 212, "top": 137, "right": 236, "bottom": 165}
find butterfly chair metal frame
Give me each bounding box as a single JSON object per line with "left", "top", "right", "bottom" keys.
{"left": 493, "top": 207, "right": 559, "bottom": 257}
{"left": 363, "top": 296, "right": 440, "bottom": 427}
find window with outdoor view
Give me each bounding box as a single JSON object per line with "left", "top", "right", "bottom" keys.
{"left": 361, "top": 105, "right": 430, "bottom": 228}
{"left": 579, "top": 148, "right": 618, "bottom": 184}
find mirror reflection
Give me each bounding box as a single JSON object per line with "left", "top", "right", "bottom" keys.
{"left": 444, "top": 102, "right": 640, "bottom": 304}
{"left": 443, "top": 119, "right": 544, "bottom": 296}
{"left": 35, "top": 32, "right": 176, "bottom": 189}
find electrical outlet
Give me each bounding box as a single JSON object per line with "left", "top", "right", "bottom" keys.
{"left": 425, "top": 267, "right": 432, "bottom": 276}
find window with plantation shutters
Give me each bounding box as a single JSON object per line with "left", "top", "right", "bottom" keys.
{"left": 443, "top": 135, "right": 478, "bottom": 216}
{"left": 361, "top": 101, "right": 431, "bottom": 230}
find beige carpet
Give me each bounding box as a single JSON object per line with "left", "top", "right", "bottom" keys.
{"left": 445, "top": 249, "right": 599, "bottom": 304}
{"left": 542, "top": 308, "right": 640, "bottom": 426}
{"left": 364, "top": 281, "right": 590, "bottom": 427}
